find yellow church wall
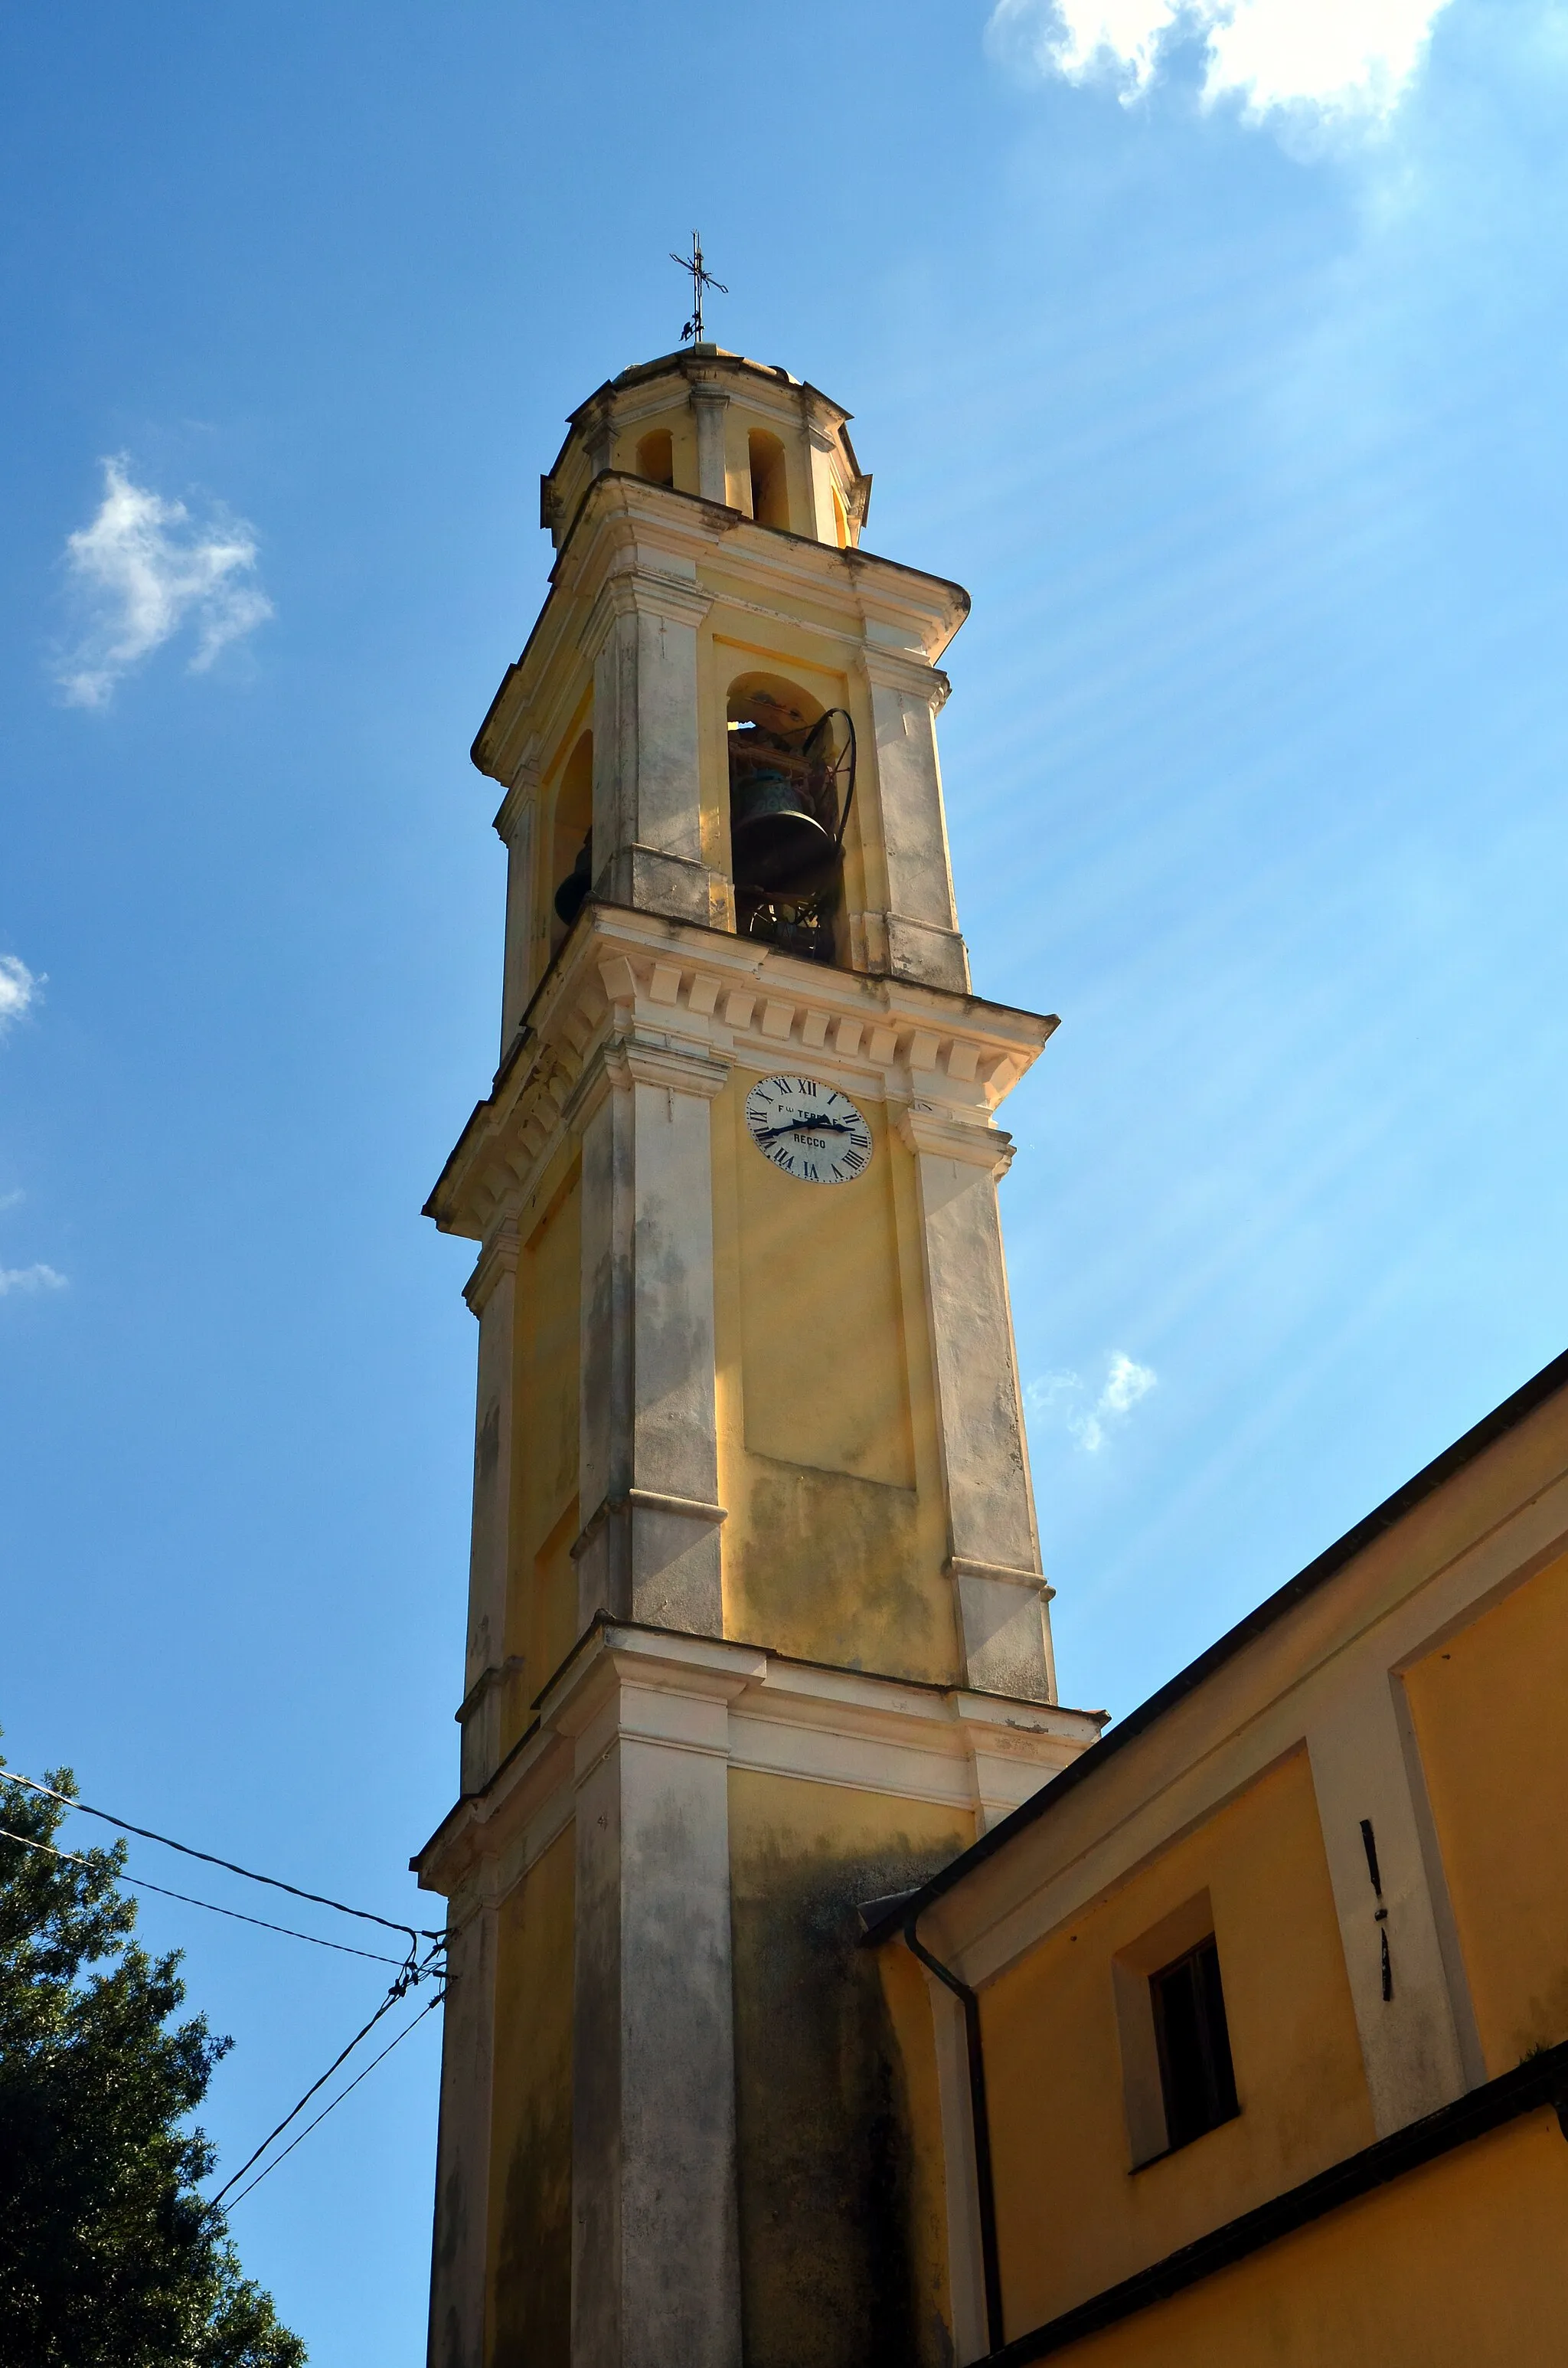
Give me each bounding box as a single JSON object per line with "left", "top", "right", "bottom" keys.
{"left": 982, "top": 1749, "right": 1374, "bottom": 2337}
{"left": 1404, "top": 1549, "right": 1568, "bottom": 2069}
{"left": 714, "top": 1065, "right": 958, "bottom": 1683}
{"left": 487, "top": 1823, "right": 575, "bottom": 2368}
{"left": 505, "top": 1156, "right": 580, "bottom": 1738}
{"left": 1034, "top": 2109, "right": 1568, "bottom": 2366}
{"left": 727, "top": 1769, "right": 975, "bottom": 2368}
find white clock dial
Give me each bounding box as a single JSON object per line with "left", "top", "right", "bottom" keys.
{"left": 744, "top": 1074, "right": 873, "bottom": 1186}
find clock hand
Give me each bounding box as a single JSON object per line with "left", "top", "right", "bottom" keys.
{"left": 756, "top": 1116, "right": 855, "bottom": 1142}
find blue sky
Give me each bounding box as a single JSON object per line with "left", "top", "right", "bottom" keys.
{"left": 3, "top": 0, "right": 1566, "bottom": 2355}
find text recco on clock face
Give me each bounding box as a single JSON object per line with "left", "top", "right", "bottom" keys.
{"left": 744, "top": 1075, "right": 874, "bottom": 1186}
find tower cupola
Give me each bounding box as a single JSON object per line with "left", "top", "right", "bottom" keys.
{"left": 537, "top": 348, "right": 872, "bottom": 548}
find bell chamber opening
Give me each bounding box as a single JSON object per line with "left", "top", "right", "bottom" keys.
{"left": 726, "top": 673, "right": 855, "bottom": 969}
{"left": 635, "top": 427, "right": 675, "bottom": 488}
{"left": 747, "top": 431, "right": 789, "bottom": 531}
{"left": 550, "top": 729, "right": 594, "bottom": 941}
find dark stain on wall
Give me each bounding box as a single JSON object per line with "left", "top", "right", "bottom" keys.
{"left": 428, "top": 2150, "right": 466, "bottom": 2368}
{"left": 492, "top": 2082, "right": 572, "bottom": 2368}
{"left": 731, "top": 1818, "right": 963, "bottom": 2368}
{"left": 737, "top": 1457, "right": 943, "bottom": 1683}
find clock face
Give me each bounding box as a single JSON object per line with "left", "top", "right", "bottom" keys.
{"left": 744, "top": 1074, "right": 873, "bottom": 1186}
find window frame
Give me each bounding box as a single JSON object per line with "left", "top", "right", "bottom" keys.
{"left": 1111, "top": 1891, "right": 1243, "bottom": 2170}
{"left": 1148, "top": 1934, "right": 1240, "bottom": 2156}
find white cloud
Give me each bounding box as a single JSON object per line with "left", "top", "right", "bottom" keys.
{"left": 0, "top": 1264, "right": 67, "bottom": 1296}
{"left": 1027, "top": 1349, "right": 1158, "bottom": 1452}
{"left": 0, "top": 955, "right": 39, "bottom": 1033}
{"left": 57, "top": 457, "right": 273, "bottom": 707}
{"left": 989, "top": 0, "right": 1453, "bottom": 125}
{"left": 1100, "top": 1349, "right": 1158, "bottom": 1416}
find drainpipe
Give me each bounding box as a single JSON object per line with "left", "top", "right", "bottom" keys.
{"left": 903, "top": 1914, "right": 1005, "bottom": 2357}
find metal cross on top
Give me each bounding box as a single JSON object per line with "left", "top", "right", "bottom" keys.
{"left": 669, "top": 231, "right": 728, "bottom": 346}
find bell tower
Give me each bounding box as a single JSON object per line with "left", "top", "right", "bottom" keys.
{"left": 416, "top": 346, "right": 1102, "bottom": 2368}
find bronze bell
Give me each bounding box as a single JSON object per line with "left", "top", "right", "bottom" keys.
{"left": 554, "top": 831, "right": 593, "bottom": 925}
{"left": 729, "top": 742, "right": 837, "bottom": 896}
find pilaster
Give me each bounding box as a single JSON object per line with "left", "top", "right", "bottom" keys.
{"left": 1305, "top": 1668, "right": 1473, "bottom": 2133}
{"left": 458, "top": 1222, "right": 521, "bottom": 1794}
{"left": 555, "top": 1638, "right": 746, "bottom": 2368}
{"left": 569, "top": 988, "right": 729, "bottom": 1639}
{"left": 588, "top": 567, "right": 719, "bottom": 927}
{"left": 923, "top": 1968, "right": 990, "bottom": 2366}
{"left": 898, "top": 1104, "right": 1054, "bottom": 1702}
{"left": 689, "top": 378, "right": 730, "bottom": 505}
{"left": 425, "top": 1889, "right": 500, "bottom": 2368}
{"left": 860, "top": 647, "right": 970, "bottom": 993}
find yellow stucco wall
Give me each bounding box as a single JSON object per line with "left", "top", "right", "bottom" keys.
{"left": 982, "top": 1750, "right": 1373, "bottom": 2337}
{"left": 1038, "top": 2109, "right": 1568, "bottom": 2366}
{"left": 714, "top": 1067, "right": 957, "bottom": 1683}
{"left": 1405, "top": 1549, "right": 1568, "bottom": 2069}
{"left": 505, "top": 1159, "right": 580, "bottom": 1736}
{"left": 487, "top": 1823, "right": 574, "bottom": 2368}
{"left": 727, "top": 1770, "right": 974, "bottom": 2368}
{"left": 733, "top": 1070, "right": 914, "bottom": 1489}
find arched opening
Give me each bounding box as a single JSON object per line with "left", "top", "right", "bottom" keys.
{"left": 550, "top": 731, "right": 594, "bottom": 944}
{"left": 747, "top": 431, "right": 789, "bottom": 531}
{"left": 635, "top": 428, "right": 675, "bottom": 488}
{"left": 831, "top": 484, "right": 850, "bottom": 550}
{"left": 726, "top": 673, "right": 854, "bottom": 968}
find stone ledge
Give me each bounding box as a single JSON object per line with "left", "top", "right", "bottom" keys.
{"left": 413, "top": 1618, "right": 1104, "bottom": 1904}
{"left": 426, "top": 903, "right": 1057, "bottom": 1243}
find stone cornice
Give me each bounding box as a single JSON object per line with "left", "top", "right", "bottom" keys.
{"left": 899, "top": 1105, "right": 1018, "bottom": 1177}
{"left": 423, "top": 903, "right": 1058, "bottom": 1245}
{"left": 603, "top": 1032, "right": 731, "bottom": 1101}
{"left": 858, "top": 639, "right": 955, "bottom": 705}
{"left": 947, "top": 1553, "right": 1054, "bottom": 1597}
{"left": 472, "top": 473, "right": 969, "bottom": 790}
{"left": 579, "top": 554, "right": 716, "bottom": 666}
{"left": 462, "top": 1217, "right": 518, "bottom": 1315}
{"left": 491, "top": 753, "right": 538, "bottom": 846}
{"left": 411, "top": 1617, "right": 1106, "bottom": 1904}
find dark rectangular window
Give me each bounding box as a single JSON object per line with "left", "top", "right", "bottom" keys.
{"left": 1150, "top": 1935, "right": 1239, "bottom": 2152}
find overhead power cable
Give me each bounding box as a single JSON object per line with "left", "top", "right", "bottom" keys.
{"left": 223, "top": 1987, "right": 446, "bottom": 2210}
{"left": 2, "top": 1768, "right": 443, "bottom": 1949}
{"left": 0, "top": 1825, "right": 410, "bottom": 1967}
{"left": 207, "top": 1946, "right": 446, "bottom": 2210}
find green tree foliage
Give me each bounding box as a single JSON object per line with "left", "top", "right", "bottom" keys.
{"left": 0, "top": 1757, "right": 306, "bottom": 2367}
